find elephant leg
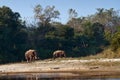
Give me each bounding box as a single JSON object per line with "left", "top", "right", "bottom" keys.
{"left": 29, "top": 56, "right": 33, "bottom": 62}
{"left": 53, "top": 54, "right": 57, "bottom": 59}
{"left": 59, "top": 54, "right": 62, "bottom": 58}
{"left": 59, "top": 53, "right": 62, "bottom": 58}
{"left": 27, "top": 59, "right": 29, "bottom": 63}
{"left": 26, "top": 57, "right": 29, "bottom": 62}
{"left": 53, "top": 55, "right": 55, "bottom": 59}
{"left": 32, "top": 56, "right": 35, "bottom": 61}
{"left": 62, "top": 54, "right": 65, "bottom": 57}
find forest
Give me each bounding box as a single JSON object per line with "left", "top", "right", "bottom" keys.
{"left": 0, "top": 5, "right": 120, "bottom": 63}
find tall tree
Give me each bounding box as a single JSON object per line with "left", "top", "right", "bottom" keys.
{"left": 34, "top": 4, "right": 60, "bottom": 26}
{"left": 68, "top": 8, "right": 78, "bottom": 20}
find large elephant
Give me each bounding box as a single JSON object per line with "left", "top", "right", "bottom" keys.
{"left": 53, "top": 50, "right": 66, "bottom": 59}
{"left": 25, "top": 49, "right": 38, "bottom": 62}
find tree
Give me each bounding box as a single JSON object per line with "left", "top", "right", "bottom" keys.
{"left": 92, "top": 22, "right": 104, "bottom": 40}
{"left": 67, "top": 17, "right": 84, "bottom": 32}
{"left": 67, "top": 9, "right": 80, "bottom": 31}
{"left": 51, "top": 25, "right": 74, "bottom": 39}
{"left": 111, "top": 32, "right": 120, "bottom": 51}
{"left": 34, "top": 4, "right": 60, "bottom": 26}
{"left": 68, "top": 8, "right": 78, "bottom": 20}
{"left": 0, "top": 6, "right": 27, "bottom": 63}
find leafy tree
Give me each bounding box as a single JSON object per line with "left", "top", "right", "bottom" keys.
{"left": 0, "top": 6, "right": 28, "bottom": 63}
{"left": 92, "top": 23, "right": 104, "bottom": 40}
{"left": 34, "top": 4, "right": 60, "bottom": 26}
{"left": 111, "top": 32, "right": 120, "bottom": 51}
{"left": 82, "top": 21, "right": 93, "bottom": 37}
{"left": 67, "top": 17, "right": 84, "bottom": 32}
{"left": 56, "top": 25, "right": 74, "bottom": 39}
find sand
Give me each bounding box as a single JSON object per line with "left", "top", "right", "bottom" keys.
{"left": 0, "top": 58, "right": 120, "bottom": 78}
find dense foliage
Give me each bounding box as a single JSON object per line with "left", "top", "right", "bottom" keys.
{"left": 0, "top": 5, "right": 120, "bottom": 63}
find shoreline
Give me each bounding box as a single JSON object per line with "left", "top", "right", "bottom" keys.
{"left": 0, "top": 58, "right": 120, "bottom": 78}
{"left": 1, "top": 70, "right": 120, "bottom": 78}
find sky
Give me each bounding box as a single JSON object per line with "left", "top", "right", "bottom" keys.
{"left": 0, "top": 0, "right": 120, "bottom": 24}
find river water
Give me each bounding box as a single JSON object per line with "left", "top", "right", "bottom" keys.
{"left": 0, "top": 72, "right": 120, "bottom": 80}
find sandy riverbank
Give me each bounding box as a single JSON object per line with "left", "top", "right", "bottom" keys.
{"left": 0, "top": 58, "right": 120, "bottom": 78}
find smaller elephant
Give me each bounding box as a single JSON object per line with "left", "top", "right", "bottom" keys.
{"left": 53, "top": 50, "right": 66, "bottom": 59}
{"left": 25, "top": 49, "right": 38, "bottom": 62}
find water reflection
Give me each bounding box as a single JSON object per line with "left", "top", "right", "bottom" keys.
{"left": 0, "top": 73, "right": 120, "bottom": 80}
{"left": 0, "top": 77, "right": 120, "bottom": 80}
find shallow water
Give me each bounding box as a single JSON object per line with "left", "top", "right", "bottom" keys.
{"left": 0, "top": 72, "right": 120, "bottom": 80}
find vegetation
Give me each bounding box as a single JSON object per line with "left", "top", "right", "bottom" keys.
{"left": 0, "top": 5, "right": 120, "bottom": 63}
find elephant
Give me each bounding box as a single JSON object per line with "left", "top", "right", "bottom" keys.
{"left": 25, "top": 49, "right": 38, "bottom": 62}
{"left": 53, "top": 50, "right": 66, "bottom": 59}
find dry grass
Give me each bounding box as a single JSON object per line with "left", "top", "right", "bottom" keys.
{"left": 78, "top": 48, "right": 120, "bottom": 60}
